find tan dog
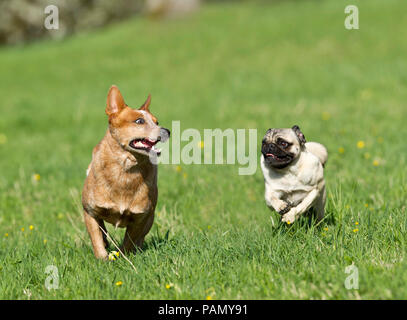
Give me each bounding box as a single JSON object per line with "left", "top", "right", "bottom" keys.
{"left": 82, "top": 86, "right": 170, "bottom": 259}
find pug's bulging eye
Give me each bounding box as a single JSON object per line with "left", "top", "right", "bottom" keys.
{"left": 134, "top": 118, "right": 145, "bottom": 124}
{"left": 279, "top": 140, "right": 289, "bottom": 148}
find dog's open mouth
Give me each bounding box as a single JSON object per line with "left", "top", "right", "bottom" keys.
{"left": 266, "top": 153, "right": 290, "bottom": 161}
{"left": 130, "top": 139, "right": 161, "bottom": 155}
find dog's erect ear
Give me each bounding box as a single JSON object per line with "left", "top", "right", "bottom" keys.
{"left": 139, "top": 94, "right": 151, "bottom": 112}
{"left": 106, "top": 85, "right": 126, "bottom": 116}
{"left": 292, "top": 125, "right": 306, "bottom": 146}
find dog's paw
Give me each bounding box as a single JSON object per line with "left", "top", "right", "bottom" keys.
{"left": 281, "top": 209, "right": 297, "bottom": 224}
{"left": 276, "top": 201, "right": 292, "bottom": 215}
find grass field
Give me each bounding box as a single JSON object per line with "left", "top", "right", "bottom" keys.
{"left": 0, "top": 0, "right": 406, "bottom": 299}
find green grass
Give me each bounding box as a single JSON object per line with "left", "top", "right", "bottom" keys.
{"left": 1, "top": 0, "right": 407, "bottom": 299}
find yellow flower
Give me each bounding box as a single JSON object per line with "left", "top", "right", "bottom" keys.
{"left": 356, "top": 141, "right": 365, "bottom": 149}
{"left": 364, "top": 203, "right": 369, "bottom": 208}
{"left": 321, "top": 112, "right": 331, "bottom": 121}
{"left": 286, "top": 221, "right": 291, "bottom": 225}
{"left": 115, "top": 281, "right": 123, "bottom": 286}
{"left": 165, "top": 283, "right": 174, "bottom": 289}
{"left": 21, "top": 227, "right": 25, "bottom": 232}
{"left": 108, "top": 251, "right": 120, "bottom": 261}
{"left": 206, "top": 295, "right": 213, "bottom": 300}
{"left": 33, "top": 174, "right": 41, "bottom": 181}
{"left": 207, "top": 225, "right": 211, "bottom": 230}
{"left": 353, "top": 228, "right": 359, "bottom": 233}
{"left": 57, "top": 213, "right": 64, "bottom": 219}
{"left": 0, "top": 134, "right": 7, "bottom": 144}
{"left": 4, "top": 233, "right": 8, "bottom": 237}
{"left": 43, "top": 239, "right": 47, "bottom": 244}
{"left": 29, "top": 225, "right": 34, "bottom": 231}
{"left": 323, "top": 227, "right": 328, "bottom": 231}
{"left": 355, "top": 222, "right": 359, "bottom": 225}
{"left": 373, "top": 160, "right": 380, "bottom": 166}
{"left": 176, "top": 165, "right": 182, "bottom": 172}
{"left": 183, "top": 172, "right": 188, "bottom": 179}
{"left": 199, "top": 141, "right": 204, "bottom": 149}
{"left": 338, "top": 147, "right": 345, "bottom": 154}
{"left": 364, "top": 152, "right": 371, "bottom": 159}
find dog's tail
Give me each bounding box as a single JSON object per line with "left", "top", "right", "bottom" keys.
{"left": 305, "top": 142, "right": 328, "bottom": 167}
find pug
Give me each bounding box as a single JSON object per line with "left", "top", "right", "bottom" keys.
{"left": 260, "top": 125, "right": 328, "bottom": 224}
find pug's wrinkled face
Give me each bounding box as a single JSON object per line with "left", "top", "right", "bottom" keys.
{"left": 261, "top": 125, "right": 306, "bottom": 169}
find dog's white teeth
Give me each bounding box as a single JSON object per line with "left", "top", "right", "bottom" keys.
{"left": 151, "top": 146, "right": 161, "bottom": 153}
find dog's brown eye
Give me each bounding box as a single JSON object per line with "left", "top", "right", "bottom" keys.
{"left": 279, "top": 140, "right": 289, "bottom": 148}
{"left": 134, "top": 118, "right": 145, "bottom": 124}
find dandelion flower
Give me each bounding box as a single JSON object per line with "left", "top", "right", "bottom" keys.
{"left": 357, "top": 141, "right": 365, "bottom": 149}
{"left": 4, "top": 233, "right": 8, "bottom": 237}
{"left": 353, "top": 228, "right": 359, "bottom": 233}
{"left": 176, "top": 166, "right": 182, "bottom": 173}
{"left": 43, "top": 239, "right": 47, "bottom": 244}
{"left": 373, "top": 160, "right": 380, "bottom": 166}
{"left": 338, "top": 147, "right": 345, "bottom": 154}
{"left": 108, "top": 251, "right": 120, "bottom": 261}
{"left": 364, "top": 203, "right": 369, "bottom": 208}
{"left": 21, "top": 227, "right": 25, "bottom": 232}
{"left": 206, "top": 295, "right": 213, "bottom": 300}
{"left": 355, "top": 222, "right": 359, "bottom": 225}
{"left": 115, "top": 281, "right": 123, "bottom": 286}
{"left": 165, "top": 283, "right": 174, "bottom": 289}
{"left": 29, "top": 225, "right": 34, "bottom": 231}
{"left": 207, "top": 225, "right": 211, "bottom": 230}
{"left": 33, "top": 174, "right": 41, "bottom": 181}
{"left": 323, "top": 227, "right": 328, "bottom": 231}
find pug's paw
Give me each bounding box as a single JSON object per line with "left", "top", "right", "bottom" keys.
{"left": 281, "top": 209, "right": 297, "bottom": 224}
{"left": 275, "top": 201, "right": 292, "bottom": 215}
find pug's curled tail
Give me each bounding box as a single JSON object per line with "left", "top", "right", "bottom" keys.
{"left": 305, "top": 142, "right": 328, "bottom": 167}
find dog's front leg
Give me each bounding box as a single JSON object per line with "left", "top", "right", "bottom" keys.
{"left": 83, "top": 211, "right": 109, "bottom": 260}
{"left": 282, "top": 188, "right": 319, "bottom": 224}
{"left": 265, "top": 185, "right": 292, "bottom": 214}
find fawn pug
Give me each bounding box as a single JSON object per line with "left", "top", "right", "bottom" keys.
{"left": 260, "top": 125, "right": 327, "bottom": 224}
{"left": 82, "top": 86, "right": 170, "bottom": 259}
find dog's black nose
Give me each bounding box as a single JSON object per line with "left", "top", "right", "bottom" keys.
{"left": 163, "top": 128, "right": 170, "bottom": 137}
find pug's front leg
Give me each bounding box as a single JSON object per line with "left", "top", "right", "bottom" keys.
{"left": 281, "top": 189, "right": 319, "bottom": 224}
{"left": 265, "top": 187, "right": 292, "bottom": 215}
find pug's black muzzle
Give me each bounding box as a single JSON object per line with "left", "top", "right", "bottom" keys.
{"left": 262, "top": 141, "right": 294, "bottom": 169}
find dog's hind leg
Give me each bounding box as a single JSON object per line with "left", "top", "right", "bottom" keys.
{"left": 315, "top": 185, "right": 326, "bottom": 222}
{"left": 83, "top": 211, "right": 108, "bottom": 260}
{"left": 121, "top": 213, "right": 154, "bottom": 253}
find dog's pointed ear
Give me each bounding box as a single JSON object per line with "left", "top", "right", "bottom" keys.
{"left": 106, "top": 85, "right": 126, "bottom": 116}
{"left": 292, "top": 125, "right": 306, "bottom": 146}
{"left": 139, "top": 94, "right": 151, "bottom": 112}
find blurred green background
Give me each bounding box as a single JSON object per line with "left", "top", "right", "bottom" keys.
{"left": 0, "top": 0, "right": 406, "bottom": 299}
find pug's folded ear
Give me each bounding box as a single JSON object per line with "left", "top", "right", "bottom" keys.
{"left": 292, "top": 125, "right": 306, "bottom": 146}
